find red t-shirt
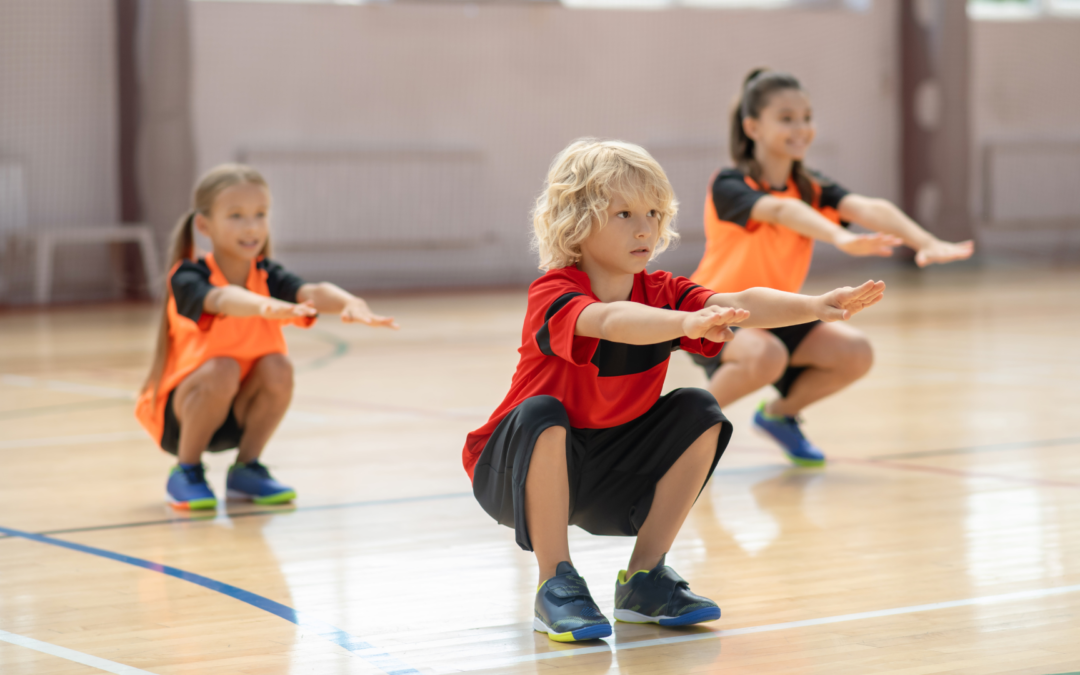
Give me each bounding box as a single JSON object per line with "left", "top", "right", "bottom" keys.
{"left": 462, "top": 266, "right": 722, "bottom": 479}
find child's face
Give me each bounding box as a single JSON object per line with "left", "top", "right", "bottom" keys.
{"left": 579, "top": 192, "right": 660, "bottom": 276}
{"left": 744, "top": 88, "right": 816, "bottom": 162}
{"left": 196, "top": 183, "right": 271, "bottom": 261}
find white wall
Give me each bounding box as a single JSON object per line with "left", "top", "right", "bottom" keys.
{"left": 190, "top": 0, "right": 900, "bottom": 287}
{"left": 0, "top": 0, "right": 119, "bottom": 302}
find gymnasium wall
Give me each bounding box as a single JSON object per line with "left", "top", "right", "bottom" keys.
{"left": 2, "top": 2, "right": 1080, "bottom": 303}
{"left": 188, "top": 0, "right": 900, "bottom": 287}
{"left": 0, "top": 0, "right": 119, "bottom": 302}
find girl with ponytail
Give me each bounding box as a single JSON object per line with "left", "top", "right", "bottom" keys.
{"left": 688, "top": 69, "right": 973, "bottom": 467}
{"left": 136, "top": 164, "right": 397, "bottom": 510}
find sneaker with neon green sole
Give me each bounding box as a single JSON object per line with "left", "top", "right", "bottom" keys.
{"left": 226, "top": 460, "right": 296, "bottom": 505}
{"left": 752, "top": 401, "right": 826, "bottom": 467}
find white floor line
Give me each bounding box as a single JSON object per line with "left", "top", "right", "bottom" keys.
{"left": 0, "top": 628, "right": 160, "bottom": 674}
{"left": 0, "top": 431, "right": 146, "bottom": 450}
{"left": 0, "top": 374, "right": 135, "bottom": 400}
{"left": 457, "top": 582, "right": 1080, "bottom": 669}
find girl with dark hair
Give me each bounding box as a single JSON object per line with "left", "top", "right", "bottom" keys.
{"left": 688, "top": 69, "right": 973, "bottom": 467}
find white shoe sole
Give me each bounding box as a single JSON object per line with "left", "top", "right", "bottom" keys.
{"left": 613, "top": 609, "right": 667, "bottom": 624}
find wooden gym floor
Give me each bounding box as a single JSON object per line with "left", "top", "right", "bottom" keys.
{"left": 0, "top": 261, "right": 1078, "bottom": 675}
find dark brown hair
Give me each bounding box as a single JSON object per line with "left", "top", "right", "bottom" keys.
{"left": 141, "top": 164, "right": 271, "bottom": 399}
{"left": 730, "top": 68, "right": 815, "bottom": 205}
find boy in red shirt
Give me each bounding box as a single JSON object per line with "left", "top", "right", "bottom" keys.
{"left": 464, "top": 138, "right": 885, "bottom": 642}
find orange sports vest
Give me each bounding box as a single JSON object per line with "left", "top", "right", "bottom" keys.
{"left": 690, "top": 172, "right": 844, "bottom": 294}
{"left": 135, "top": 254, "right": 315, "bottom": 446}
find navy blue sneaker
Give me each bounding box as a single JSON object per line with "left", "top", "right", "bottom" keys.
{"left": 533, "top": 562, "right": 612, "bottom": 642}
{"left": 614, "top": 555, "right": 720, "bottom": 626}
{"left": 166, "top": 463, "right": 217, "bottom": 511}
{"left": 226, "top": 460, "right": 296, "bottom": 505}
{"left": 752, "top": 401, "right": 826, "bottom": 467}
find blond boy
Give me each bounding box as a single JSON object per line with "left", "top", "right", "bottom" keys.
{"left": 462, "top": 139, "right": 885, "bottom": 641}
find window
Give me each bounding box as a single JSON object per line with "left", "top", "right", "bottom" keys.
{"left": 969, "top": 0, "right": 1080, "bottom": 19}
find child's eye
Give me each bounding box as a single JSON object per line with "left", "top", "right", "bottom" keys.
{"left": 617, "top": 211, "right": 630, "bottom": 219}
{"left": 647, "top": 210, "right": 658, "bottom": 218}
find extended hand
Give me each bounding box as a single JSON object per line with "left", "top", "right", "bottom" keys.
{"left": 260, "top": 299, "right": 318, "bottom": 320}
{"left": 915, "top": 239, "right": 974, "bottom": 267}
{"left": 683, "top": 306, "right": 750, "bottom": 343}
{"left": 341, "top": 301, "right": 399, "bottom": 329}
{"left": 835, "top": 231, "right": 904, "bottom": 258}
{"left": 814, "top": 280, "right": 886, "bottom": 322}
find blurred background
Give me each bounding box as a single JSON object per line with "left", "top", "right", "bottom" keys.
{"left": 1, "top": 0, "right": 1078, "bottom": 304}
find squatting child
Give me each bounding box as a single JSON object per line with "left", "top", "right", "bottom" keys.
{"left": 136, "top": 163, "right": 397, "bottom": 510}
{"left": 462, "top": 139, "right": 886, "bottom": 642}
{"left": 688, "top": 69, "right": 973, "bottom": 466}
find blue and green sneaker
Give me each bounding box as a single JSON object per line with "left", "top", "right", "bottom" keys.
{"left": 226, "top": 460, "right": 296, "bottom": 505}
{"left": 752, "top": 401, "right": 826, "bottom": 467}
{"left": 614, "top": 555, "right": 720, "bottom": 626}
{"left": 533, "top": 561, "right": 612, "bottom": 642}
{"left": 166, "top": 463, "right": 217, "bottom": 511}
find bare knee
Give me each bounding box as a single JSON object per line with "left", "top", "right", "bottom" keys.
{"left": 843, "top": 334, "right": 874, "bottom": 379}
{"left": 745, "top": 334, "right": 788, "bottom": 385}
{"left": 253, "top": 354, "right": 294, "bottom": 397}
{"left": 197, "top": 357, "right": 242, "bottom": 400}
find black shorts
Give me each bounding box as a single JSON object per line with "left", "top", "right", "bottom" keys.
{"left": 471, "top": 389, "right": 732, "bottom": 552}
{"left": 689, "top": 320, "right": 822, "bottom": 398}
{"left": 160, "top": 389, "right": 244, "bottom": 455}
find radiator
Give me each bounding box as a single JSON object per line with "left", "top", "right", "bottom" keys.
{"left": 982, "top": 140, "right": 1080, "bottom": 227}
{"left": 238, "top": 147, "right": 489, "bottom": 251}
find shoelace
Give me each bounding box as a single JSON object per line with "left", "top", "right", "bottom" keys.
{"left": 242, "top": 461, "right": 271, "bottom": 479}
{"left": 181, "top": 464, "right": 207, "bottom": 485}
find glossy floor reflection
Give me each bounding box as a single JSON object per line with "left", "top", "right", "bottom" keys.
{"left": 1, "top": 262, "right": 1078, "bottom": 674}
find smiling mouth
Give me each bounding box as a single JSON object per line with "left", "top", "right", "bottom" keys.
{"left": 632, "top": 247, "right": 650, "bottom": 255}
{"left": 238, "top": 239, "right": 261, "bottom": 248}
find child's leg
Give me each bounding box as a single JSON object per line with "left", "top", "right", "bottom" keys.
{"left": 706, "top": 329, "right": 788, "bottom": 408}
{"left": 524, "top": 425, "right": 571, "bottom": 585}
{"left": 626, "top": 423, "right": 721, "bottom": 574}
{"left": 172, "top": 357, "right": 242, "bottom": 465}
{"left": 231, "top": 354, "right": 294, "bottom": 463}
{"left": 766, "top": 323, "right": 873, "bottom": 418}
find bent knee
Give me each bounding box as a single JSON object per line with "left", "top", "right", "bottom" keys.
{"left": 255, "top": 354, "right": 294, "bottom": 393}
{"left": 199, "top": 357, "right": 242, "bottom": 397}
{"left": 845, "top": 335, "right": 874, "bottom": 376}
{"left": 740, "top": 333, "right": 788, "bottom": 384}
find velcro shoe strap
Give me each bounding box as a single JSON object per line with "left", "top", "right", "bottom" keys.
{"left": 654, "top": 567, "right": 689, "bottom": 592}
{"left": 547, "top": 575, "right": 590, "bottom": 601}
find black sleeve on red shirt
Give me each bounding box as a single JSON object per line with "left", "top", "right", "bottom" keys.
{"left": 170, "top": 259, "right": 214, "bottom": 324}
{"left": 675, "top": 283, "right": 706, "bottom": 311}
{"left": 257, "top": 258, "right": 307, "bottom": 303}
{"left": 536, "top": 292, "right": 585, "bottom": 357}
{"left": 712, "top": 169, "right": 766, "bottom": 227}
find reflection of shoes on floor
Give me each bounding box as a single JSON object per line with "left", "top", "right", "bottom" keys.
{"left": 166, "top": 463, "right": 217, "bottom": 511}
{"left": 533, "top": 561, "right": 612, "bottom": 642}
{"left": 613, "top": 554, "right": 721, "bottom": 626}
{"left": 753, "top": 401, "right": 826, "bottom": 467}
{"left": 226, "top": 460, "right": 296, "bottom": 505}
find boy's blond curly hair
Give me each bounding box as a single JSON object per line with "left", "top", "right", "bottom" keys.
{"left": 531, "top": 138, "right": 679, "bottom": 271}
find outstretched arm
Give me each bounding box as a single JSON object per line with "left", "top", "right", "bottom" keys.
{"left": 750, "top": 196, "right": 903, "bottom": 257}
{"left": 838, "top": 194, "right": 974, "bottom": 267}
{"left": 575, "top": 302, "right": 750, "bottom": 345}
{"left": 706, "top": 280, "right": 886, "bottom": 329}
{"left": 204, "top": 285, "right": 318, "bottom": 321}
{"left": 296, "top": 282, "right": 398, "bottom": 328}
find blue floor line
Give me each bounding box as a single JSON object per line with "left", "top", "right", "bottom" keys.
{"left": 0, "top": 524, "right": 419, "bottom": 675}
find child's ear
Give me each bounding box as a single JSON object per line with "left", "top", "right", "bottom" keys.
{"left": 743, "top": 116, "right": 761, "bottom": 142}
{"left": 193, "top": 213, "right": 211, "bottom": 237}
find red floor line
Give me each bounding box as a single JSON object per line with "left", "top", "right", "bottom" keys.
{"left": 833, "top": 456, "right": 1080, "bottom": 489}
